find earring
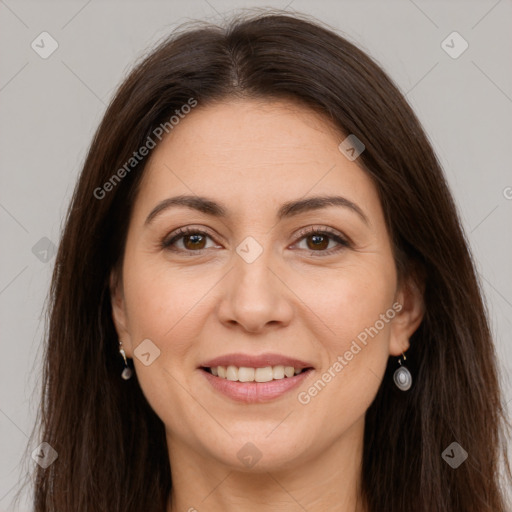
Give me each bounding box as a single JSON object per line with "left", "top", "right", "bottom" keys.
{"left": 119, "top": 340, "right": 133, "bottom": 380}
{"left": 393, "top": 352, "right": 412, "bottom": 391}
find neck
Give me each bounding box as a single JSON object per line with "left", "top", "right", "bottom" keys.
{"left": 166, "top": 416, "right": 367, "bottom": 512}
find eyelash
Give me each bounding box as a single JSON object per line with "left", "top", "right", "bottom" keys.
{"left": 161, "top": 226, "right": 350, "bottom": 257}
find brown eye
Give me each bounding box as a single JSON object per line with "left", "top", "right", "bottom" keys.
{"left": 294, "top": 227, "right": 350, "bottom": 256}
{"left": 182, "top": 233, "right": 207, "bottom": 250}
{"left": 162, "top": 228, "right": 216, "bottom": 253}
{"left": 305, "top": 233, "right": 330, "bottom": 251}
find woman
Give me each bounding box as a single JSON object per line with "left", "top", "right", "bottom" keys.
{"left": 24, "top": 9, "right": 511, "bottom": 512}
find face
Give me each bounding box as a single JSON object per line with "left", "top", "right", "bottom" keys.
{"left": 111, "top": 98, "right": 423, "bottom": 473}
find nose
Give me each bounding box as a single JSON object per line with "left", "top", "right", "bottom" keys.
{"left": 216, "top": 247, "right": 294, "bottom": 333}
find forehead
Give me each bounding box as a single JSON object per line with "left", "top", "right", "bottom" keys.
{"left": 134, "top": 98, "right": 380, "bottom": 223}
{"left": 149, "top": 98, "right": 342, "bottom": 166}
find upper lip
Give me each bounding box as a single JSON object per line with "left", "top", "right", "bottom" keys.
{"left": 201, "top": 353, "right": 314, "bottom": 369}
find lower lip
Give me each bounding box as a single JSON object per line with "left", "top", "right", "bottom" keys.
{"left": 200, "top": 368, "right": 313, "bottom": 403}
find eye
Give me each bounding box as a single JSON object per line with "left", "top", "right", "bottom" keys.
{"left": 293, "top": 226, "right": 350, "bottom": 256}
{"left": 161, "top": 227, "right": 217, "bottom": 254}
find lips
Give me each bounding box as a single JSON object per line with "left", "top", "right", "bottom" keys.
{"left": 198, "top": 352, "right": 315, "bottom": 403}
{"left": 200, "top": 366, "right": 312, "bottom": 403}
{"left": 200, "top": 352, "right": 314, "bottom": 370}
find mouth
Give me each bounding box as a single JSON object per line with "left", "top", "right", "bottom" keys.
{"left": 200, "top": 365, "right": 313, "bottom": 382}
{"left": 198, "top": 353, "right": 315, "bottom": 403}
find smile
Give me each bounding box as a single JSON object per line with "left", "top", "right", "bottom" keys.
{"left": 199, "top": 353, "right": 315, "bottom": 403}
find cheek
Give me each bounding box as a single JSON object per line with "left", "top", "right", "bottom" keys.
{"left": 290, "top": 258, "right": 396, "bottom": 348}
{"left": 122, "top": 254, "right": 216, "bottom": 344}
{"left": 120, "top": 255, "right": 215, "bottom": 435}
{"left": 290, "top": 259, "right": 395, "bottom": 413}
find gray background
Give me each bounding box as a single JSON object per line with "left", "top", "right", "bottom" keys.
{"left": 1, "top": 0, "right": 511, "bottom": 510}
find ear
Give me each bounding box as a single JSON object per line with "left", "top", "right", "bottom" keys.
{"left": 389, "top": 273, "right": 425, "bottom": 356}
{"left": 109, "top": 269, "right": 133, "bottom": 356}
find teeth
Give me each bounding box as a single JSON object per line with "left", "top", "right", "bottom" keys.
{"left": 284, "top": 366, "right": 295, "bottom": 378}
{"left": 273, "top": 365, "right": 284, "bottom": 380}
{"left": 207, "top": 365, "right": 307, "bottom": 382}
{"left": 255, "top": 367, "right": 273, "bottom": 382}
{"left": 226, "top": 365, "right": 238, "bottom": 381}
{"left": 238, "top": 367, "right": 255, "bottom": 382}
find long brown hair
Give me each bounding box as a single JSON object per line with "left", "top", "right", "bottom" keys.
{"left": 18, "top": 9, "right": 511, "bottom": 512}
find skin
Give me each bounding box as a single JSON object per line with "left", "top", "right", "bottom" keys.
{"left": 110, "top": 98, "right": 424, "bottom": 512}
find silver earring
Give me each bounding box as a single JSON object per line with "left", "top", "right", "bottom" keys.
{"left": 119, "top": 340, "right": 133, "bottom": 380}
{"left": 393, "top": 352, "right": 412, "bottom": 391}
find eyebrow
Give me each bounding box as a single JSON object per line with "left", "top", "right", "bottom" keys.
{"left": 144, "top": 194, "right": 369, "bottom": 226}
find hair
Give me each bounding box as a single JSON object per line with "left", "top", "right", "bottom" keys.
{"left": 17, "top": 8, "right": 511, "bottom": 512}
